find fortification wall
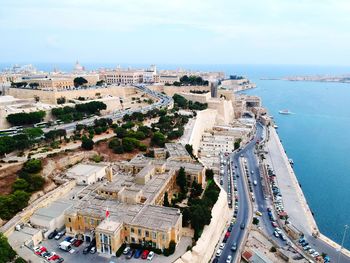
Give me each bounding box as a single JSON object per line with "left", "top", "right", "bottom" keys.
{"left": 174, "top": 187, "right": 230, "bottom": 263}
{"left": 189, "top": 109, "right": 217, "bottom": 155}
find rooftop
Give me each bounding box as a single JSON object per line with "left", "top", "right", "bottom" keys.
{"left": 67, "top": 163, "right": 107, "bottom": 177}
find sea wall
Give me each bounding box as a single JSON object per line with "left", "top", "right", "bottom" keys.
{"left": 174, "top": 187, "right": 230, "bottom": 263}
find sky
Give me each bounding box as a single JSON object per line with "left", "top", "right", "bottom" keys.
{"left": 1, "top": 0, "right": 350, "bottom": 65}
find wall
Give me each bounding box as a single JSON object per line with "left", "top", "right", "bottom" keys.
{"left": 174, "top": 187, "right": 230, "bottom": 263}
{"left": 8, "top": 85, "right": 135, "bottom": 104}
{"left": 147, "top": 85, "right": 211, "bottom": 97}
{"left": 188, "top": 109, "right": 217, "bottom": 155}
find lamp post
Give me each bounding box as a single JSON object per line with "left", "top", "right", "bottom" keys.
{"left": 337, "top": 224, "right": 349, "bottom": 263}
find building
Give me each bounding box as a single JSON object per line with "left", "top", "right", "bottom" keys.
{"left": 102, "top": 69, "right": 143, "bottom": 85}
{"left": 30, "top": 200, "right": 73, "bottom": 235}
{"left": 63, "top": 145, "right": 205, "bottom": 256}
{"left": 66, "top": 163, "right": 108, "bottom": 185}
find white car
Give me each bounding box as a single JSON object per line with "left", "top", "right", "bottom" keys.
{"left": 219, "top": 243, "right": 225, "bottom": 249}
{"left": 312, "top": 252, "right": 319, "bottom": 258}
{"left": 226, "top": 255, "right": 232, "bottom": 263}
{"left": 123, "top": 247, "right": 130, "bottom": 255}
{"left": 147, "top": 251, "right": 154, "bottom": 260}
{"left": 216, "top": 249, "right": 222, "bottom": 257}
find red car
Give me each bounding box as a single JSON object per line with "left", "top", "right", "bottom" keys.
{"left": 271, "top": 221, "right": 278, "bottom": 227}
{"left": 73, "top": 240, "right": 83, "bottom": 247}
{"left": 141, "top": 250, "right": 150, "bottom": 259}
{"left": 48, "top": 254, "right": 60, "bottom": 261}
{"left": 35, "top": 246, "right": 47, "bottom": 255}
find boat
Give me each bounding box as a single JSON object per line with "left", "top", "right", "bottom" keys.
{"left": 279, "top": 109, "right": 292, "bottom": 115}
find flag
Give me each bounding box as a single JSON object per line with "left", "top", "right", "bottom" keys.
{"left": 106, "top": 207, "right": 110, "bottom": 218}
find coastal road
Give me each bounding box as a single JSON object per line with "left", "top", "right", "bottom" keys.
{"left": 217, "top": 122, "right": 300, "bottom": 263}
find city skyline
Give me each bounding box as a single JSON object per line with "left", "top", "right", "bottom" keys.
{"left": 1, "top": 0, "right": 350, "bottom": 65}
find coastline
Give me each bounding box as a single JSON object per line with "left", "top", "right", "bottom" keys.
{"left": 266, "top": 126, "right": 350, "bottom": 259}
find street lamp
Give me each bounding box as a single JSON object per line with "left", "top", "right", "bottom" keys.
{"left": 337, "top": 224, "right": 349, "bottom": 263}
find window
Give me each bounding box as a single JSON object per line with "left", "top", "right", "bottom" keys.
{"left": 145, "top": 231, "right": 149, "bottom": 237}
{"left": 70, "top": 227, "right": 72, "bottom": 232}
{"left": 68, "top": 217, "right": 71, "bottom": 223}
{"left": 138, "top": 229, "right": 142, "bottom": 236}
{"left": 131, "top": 228, "right": 134, "bottom": 233}
{"left": 152, "top": 232, "right": 157, "bottom": 239}
{"left": 162, "top": 234, "right": 166, "bottom": 241}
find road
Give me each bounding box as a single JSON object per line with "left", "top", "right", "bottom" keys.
{"left": 216, "top": 122, "right": 299, "bottom": 263}
{"left": 43, "top": 85, "right": 173, "bottom": 134}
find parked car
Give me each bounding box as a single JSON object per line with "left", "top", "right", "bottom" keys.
{"left": 215, "top": 249, "right": 222, "bottom": 257}
{"left": 219, "top": 243, "right": 225, "bottom": 249}
{"left": 48, "top": 229, "right": 58, "bottom": 239}
{"left": 240, "top": 223, "right": 245, "bottom": 230}
{"left": 147, "top": 251, "right": 154, "bottom": 260}
{"left": 48, "top": 254, "right": 60, "bottom": 261}
{"left": 141, "top": 250, "right": 150, "bottom": 259}
{"left": 55, "top": 231, "right": 65, "bottom": 240}
{"left": 126, "top": 249, "right": 135, "bottom": 259}
{"left": 134, "top": 249, "right": 142, "bottom": 258}
{"left": 226, "top": 255, "right": 232, "bottom": 263}
{"left": 123, "top": 247, "right": 131, "bottom": 255}
{"left": 45, "top": 252, "right": 56, "bottom": 260}
{"left": 90, "top": 247, "right": 96, "bottom": 254}
{"left": 83, "top": 246, "right": 91, "bottom": 254}
{"left": 231, "top": 242, "right": 237, "bottom": 251}
{"left": 34, "top": 246, "right": 47, "bottom": 255}
{"left": 274, "top": 231, "right": 279, "bottom": 238}
{"left": 271, "top": 221, "right": 278, "bottom": 227}
{"left": 73, "top": 240, "right": 83, "bottom": 247}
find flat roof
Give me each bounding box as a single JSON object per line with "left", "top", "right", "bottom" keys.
{"left": 31, "top": 200, "right": 73, "bottom": 222}
{"left": 67, "top": 163, "right": 107, "bottom": 177}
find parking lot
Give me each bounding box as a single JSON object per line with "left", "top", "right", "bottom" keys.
{"left": 40, "top": 237, "right": 111, "bottom": 263}
{"left": 38, "top": 235, "right": 192, "bottom": 263}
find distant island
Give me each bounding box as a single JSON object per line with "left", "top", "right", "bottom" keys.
{"left": 261, "top": 75, "right": 350, "bottom": 83}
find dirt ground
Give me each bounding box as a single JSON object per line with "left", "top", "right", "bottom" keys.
{"left": 0, "top": 163, "right": 23, "bottom": 195}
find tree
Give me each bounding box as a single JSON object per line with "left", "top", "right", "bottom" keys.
{"left": 190, "top": 181, "right": 203, "bottom": 198}
{"left": 151, "top": 131, "right": 166, "bottom": 147}
{"left": 172, "top": 94, "right": 188, "bottom": 108}
{"left": 0, "top": 233, "right": 17, "bottom": 263}
{"left": 163, "top": 192, "right": 170, "bottom": 207}
{"left": 24, "top": 127, "right": 44, "bottom": 141}
{"left": 57, "top": 97, "right": 66, "bottom": 104}
{"left": 81, "top": 136, "right": 94, "bottom": 150}
{"left": 234, "top": 138, "right": 242, "bottom": 150}
{"left": 0, "top": 136, "right": 15, "bottom": 155}
{"left": 176, "top": 167, "right": 187, "bottom": 193}
{"left": 205, "top": 169, "right": 214, "bottom": 181}
{"left": 73, "top": 77, "right": 88, "bottom": 87}
{"left": 6, "top": 111, "right": 46, "bottom": 125}
{"left": 253, "top": 217, "right": 260, "bottom": 225}
{"left": 23, "top": 159, "right": 42, "bottom": 173}
{"left": 12, "top": 179, "right": 29, "bottom": 192}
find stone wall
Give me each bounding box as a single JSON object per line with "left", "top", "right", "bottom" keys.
{"left": 147, "top": 85, "right": 211, "bottom": 97}
{"left": 174, "top": 187, "right": 230, "bottom": 263}
{"left": 188, "top": 109, "right": 217, "bottom": 155}
{"left": 8, "top": 85, "right": 135, "bottom": 104}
